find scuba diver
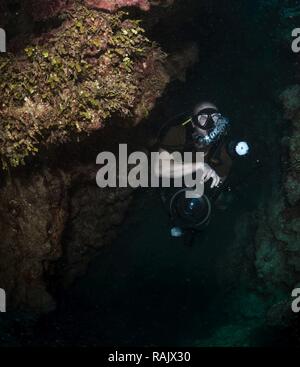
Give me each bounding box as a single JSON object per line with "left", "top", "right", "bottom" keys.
{"left": 153, "top": 101, "right": 250, "bottom": 245}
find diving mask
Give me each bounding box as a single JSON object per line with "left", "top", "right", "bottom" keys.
{"left": 193, "top": 108, "right": 222, "bottom": 131}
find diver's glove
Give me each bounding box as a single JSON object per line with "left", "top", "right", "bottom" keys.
{"left": 202, "top": 163, "right": 221, "bottom": 188}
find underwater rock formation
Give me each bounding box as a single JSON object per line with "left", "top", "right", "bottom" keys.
{"left": 84, "top": 0, "right": 151, "bottom": 12}
{"left": 281, "top": 85, "right": 300, "bottom": 207}
{"left": 265, "top": 85, "right": 300, "bottom": 288}
{"left": 0, "top": 0, "right": 198, "bottom": 311}
{"left": 83, "top": 0, "right": 175, "bottom": 12}
{"left": 215, "top": 84, "right": 300, "bottom": 334}
{"left": 24, "top": 0, "right": 71, "bottom": 21}
{"left": 0, "top": 0, "right": 175, "bottom": 25}
{"left": 0, "top": 3, "right": 169, "bottom": 169}
{"left": 241, "top": 85, "right": 300, "bottom": 331}
{"left": 0, "top": 163, "right": 133, "bottom": 312}
{"left": 210, "top": 80, "right": 300, "bottom": 341}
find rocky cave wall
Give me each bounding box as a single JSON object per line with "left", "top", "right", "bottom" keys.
{"left": 0, "top": 0, "right": 198, "bottom": 312}
{"left": 250, "top": 6, "right": 300, "bottom": 331}
{"left": 212, "top": 3, "right": 300, "bottom": 338}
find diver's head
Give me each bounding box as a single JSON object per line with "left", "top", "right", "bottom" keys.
{"left": 192, "top": 101, "right": 229, "bottom": 147}
{"left": 193, "top": 101, "right": 218, "bottom": 116}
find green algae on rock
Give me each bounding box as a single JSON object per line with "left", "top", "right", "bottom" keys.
{"left": 0, "top": 4, "right": 169, "bottom": 169}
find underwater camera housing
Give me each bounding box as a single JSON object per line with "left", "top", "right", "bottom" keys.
{"left": 169, "top": 189, "right": 212, "bottom": 231}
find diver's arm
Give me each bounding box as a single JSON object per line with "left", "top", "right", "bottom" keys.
{"left": 154, "top": 149, "right": 221, "bottom": 187}
{"left": 153, "top": 149, "right": 203, "bottom": 179}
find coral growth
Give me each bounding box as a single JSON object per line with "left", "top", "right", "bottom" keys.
{"left": 0, "top": 4, "right": 168, "bottom": 168}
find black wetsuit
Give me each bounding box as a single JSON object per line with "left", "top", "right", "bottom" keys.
{"left": 157, "top": 114, "right": 232, "bottom": 178}
{"left": 156, "top": 114, "right": 232, "bottom": 241}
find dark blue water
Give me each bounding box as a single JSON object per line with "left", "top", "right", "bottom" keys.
{"left": 37, "top": 1, "right": 294, "bottom": 346}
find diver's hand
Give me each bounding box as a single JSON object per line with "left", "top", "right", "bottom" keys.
{"left": 202, "top": 163, "right": 221, "bottom": 188}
